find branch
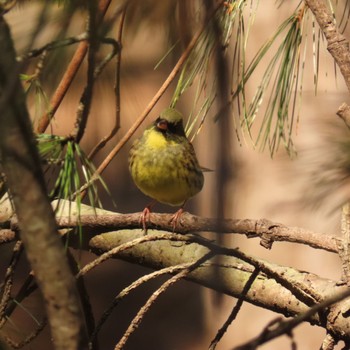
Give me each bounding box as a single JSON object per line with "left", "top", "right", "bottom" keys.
{"left": 0, "top": 16, "right": 88, "bottom": 349}
{"left": 3, "top": 209, "right": 341, "bottom": 253}
{"left": 114, "top": 251, "right": 214, "bottom": 350}
{"left": 88, "top": 6, "right": 127, "bottom": 160}
{"left": 36, "top": 0, "right": 112, "bottom": 133}
{"left": 234, "top": 286, "right": 350, "bottom": 349}
{"left": 49, "top": 212, "right": 340, "bottom": 253}
{"left": 304, "top": 0, "right": 350, "bottom": 93}
{"left": 2, "top": 199, "right": 348, "bottom": 343}
{"left": 87, "top": 229, "right": 350, "bottom": 343}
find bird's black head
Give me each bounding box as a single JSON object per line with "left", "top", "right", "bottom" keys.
{"left": 154, "top": 108, "right": 186, "bottom": 137}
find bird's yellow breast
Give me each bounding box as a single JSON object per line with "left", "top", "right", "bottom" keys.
{"left": 129, "top": 126, "right": 204, "bottom": 206}
{"left": 143, "top": 128, "right": 174, "bottom": 149}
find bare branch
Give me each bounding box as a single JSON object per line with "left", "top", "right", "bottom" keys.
{"left": 209, "top": 268, "right": 260, "bottom": 350}
{"left": 88, "top": 229, "right": 350, "bottom": 343}
{"left": 51, "top": 212, "right": 340, "bottom": 253}
{"left": 88, "top": 6, "right": 127, "bottom": 160}
{"left": 114, "top": 251, "right": 214, "bottom": 350}
{"left": 304, "top": 0, "right": 350, "bottom": 93}
{"left": 233, "top": 287, "right": 350, "bottom": 350}
{"left": 36, "top": 0, "right": 112, "bottom": 133}
{"left": 90, "top": 263, "right": 192, "bottom": 346}
{"left": 0, "top": 15, "right": 88, "bottom": 349}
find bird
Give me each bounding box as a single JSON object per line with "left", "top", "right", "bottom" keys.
{"left": 129, "top": 107, "right": 204, "bottom": 230}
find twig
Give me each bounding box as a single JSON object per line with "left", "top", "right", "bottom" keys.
{"left": 0, "top": 241, "right": 23, "bottom": 325}
{"left": 83, "top": 225, "right": 325, "bottom": 319}
{"left": 36, "top": 0, "right": 112, "bottom": 133}
{"left": 78, "top": 224, "right": 323, "bottom": 313}
{"left": 209, "top": 268, "right": 260, "bottom": 350}
{"left": 3, "top": 274, "right": 36, "bottom": 319}
{"left": 233, "top": 288, "right": 350, "bottom": 350}
{"left": 114, "top": 251, "right": 215, "bottom": 350}
{"left": 88, "top": 229, "right": 350, "bottom": 343}
{"left": 18, "top": 33, "right": 88, "bottom": 61}
{"left": 88, "top": 6, "right": 128, "bottom": 160}
{"left": 76, "top": 232, "right": 190, "bottom": 278}
{"left": 1, "top": 317, "right": 47, "bottom": 349}
{"left": 89, "top": 263, "right": 192, "bottom": 347}
{"left": 71, "top": 1, "right": 98, "bottom": 143}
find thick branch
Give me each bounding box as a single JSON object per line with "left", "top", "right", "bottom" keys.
{"left": 88, "top": 229, "right": 350, "bottom": 343}
{"left": 0, "top": 16, "right": 87, "bottom": 350}
{"left": 50, "top": 212, "right": 340, "bottom": 253}
{"left": 2, "top": 210, "right": 341, "bottom": 259}
{"left": 2, "top": 209, "right": 341, "bottom": 254}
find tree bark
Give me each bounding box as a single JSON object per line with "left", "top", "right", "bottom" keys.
{"left": 0, "top": 15, "right": 87, "bottom": 350}
{"left": 88, "top": 229, "right": 350, "bottom": 343}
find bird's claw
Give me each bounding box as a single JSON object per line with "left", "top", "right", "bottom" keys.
{"left": 140, "top": 206, "right": 151, "bottom": 233}
{"left": 169, "top": 208, "right": 184, "bottom": 232}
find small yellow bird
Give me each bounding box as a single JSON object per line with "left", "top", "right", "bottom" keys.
{"left": 129, "top": 107, "right": 204, "bottom": 229}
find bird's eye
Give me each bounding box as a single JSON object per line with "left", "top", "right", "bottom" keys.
{"left": 156, "top": 119, "right": 168, "bottom": 131}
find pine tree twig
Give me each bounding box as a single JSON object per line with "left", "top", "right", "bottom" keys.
{"left": 209, "top": 268, "right": 260, "bottom": 350}
{"left": 79, "top": 227, "right": 323, "bottom": 317}
{"left": 89, "top": 263, "right": 192, "bottom": 347}
{"left": 0, "top": 241, "right": 23, "bottom": 325}
{"left": 17, "top": 33, "right": 88, "bottom": 61}
{"left": 88, "top": 6, "right": 128, "bottom": 160}
{"left": 71, "top": 1, "right": 98, "bottom": 144}
{"left": 36, "top": 0, "right": 112, "bottom": 133}
{"left": 233, "top": 287, "right": 350, "bottom": 350}
{"left": 0, "top": 317, "right": 47, "bottom": 349}
{"left": 114, "top": 251, "right": 214, "bottom": 350}
{"left": 88, "top": 229, "right": 350, "bottom": 343}
{"left": 4, "top": 210, "right": 342, "bottom": 255}
{"left": 76, "top": 233, "right": 190, "bottom": 278}
{"left": 4, "top": 211, "right": 341, "bottom": 254}
{"left": 3, "top": 274, "right": 36, "bottom": 320}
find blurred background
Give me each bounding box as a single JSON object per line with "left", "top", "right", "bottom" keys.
{"left": 1, "top": 0, "right": 349, "bottom": 349}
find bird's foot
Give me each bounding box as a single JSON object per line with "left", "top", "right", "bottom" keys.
{"left": 169, "top": 208, "right": 184, "bottom": 232}
{"left": 140, "top": 206, "right": 151, "bottom": 233}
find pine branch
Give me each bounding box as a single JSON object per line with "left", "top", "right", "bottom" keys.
{"left": 304, "top": 0, "right": 350, "bottom": 93}
{"left": 87, "top": 229, "right": 350, "bottom": 344}
{"left": 53, "top": 212, "right": 340, "bottom": 253}
{"left": 3, "top": 209, "right": 340, "bottom": 254}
